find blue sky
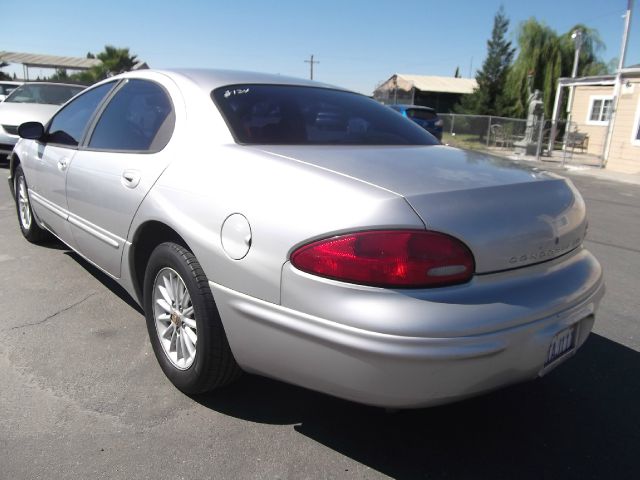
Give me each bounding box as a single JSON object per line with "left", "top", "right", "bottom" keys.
{"left": 2, "top": 0, "right": 638, "bottom": 94}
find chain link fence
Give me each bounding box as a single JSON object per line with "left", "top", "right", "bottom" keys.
{"left": 439, "top": 113, "right": 604, "bottom": 167}
{"left": 439, "top": 114, "right": 527, "bottom": 151}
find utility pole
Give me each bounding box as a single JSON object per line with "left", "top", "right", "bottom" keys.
{"left": 561, "top": 28, "right": 583, "bottom": 165}
{"left": 602, "top": 0, "right": 634, "bottom": 167}
{"left": 304, "top": 54, "right": 319, "bottom": 80}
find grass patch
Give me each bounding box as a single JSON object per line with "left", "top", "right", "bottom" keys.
{"left": 441, "top": 132, "right": 490, "bottom": 151}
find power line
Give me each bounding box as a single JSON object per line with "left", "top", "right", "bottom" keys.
{"left": 304, "top": 54, "right": 319, "bottom": 80}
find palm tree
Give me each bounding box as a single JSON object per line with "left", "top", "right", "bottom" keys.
{"left": 97, "top": 45, "right": 139, "bottom": 76}
{"left": 78, "top": 46, "right": 139, "bottom": 83}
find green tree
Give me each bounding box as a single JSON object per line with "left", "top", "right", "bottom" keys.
{"left": 97, "top": 45, "right": 138, "bottom": 76}
{"left": 457, "top": 6, "right": 514, "bottom": 116}
{"left": 62, "top": 45, "right": 139, "bottom": 84}
{"left": 504, "top": 19, "right": 605, "bottom": 118}
{"left": 454, "top": 66, "right": 461, "bottom": 78}
{"left": 0, "top": 61, "right": 11, "bottom": 80}
{"left": 49, "top": 68, "right": 70, "bottom": 81}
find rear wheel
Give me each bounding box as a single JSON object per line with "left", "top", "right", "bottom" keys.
{"left": 14, "top": 165, "right": 49, "bottom": 243}
{"left": 143, "top": 242, "right": 241, "bottom": 394}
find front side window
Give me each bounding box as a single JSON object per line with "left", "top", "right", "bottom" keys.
{"left": 88, "top": 79, "right": 174, "bottom": 152}
{"left": 588, "top": 97, "right": 612, "bottom": 123}
{"left": 47, "top": 82, "right": 116, "bottom": 147}
{"left": 212, "top": 85, "right": 438, "bottom": 145}
{"left": 5, "top": 84, "right": 84, "bottom": 105}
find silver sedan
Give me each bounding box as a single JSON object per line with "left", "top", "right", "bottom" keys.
{"left": 8, "top": 69, "right": 604, "bottom": 408}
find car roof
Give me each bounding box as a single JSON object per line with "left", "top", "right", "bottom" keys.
{"left": 139, "top": 68, "right": 347, "bottom": 94}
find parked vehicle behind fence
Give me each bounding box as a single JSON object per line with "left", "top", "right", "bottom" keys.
{"left": 389, "top": 104, "right": 443, "bottom": 141}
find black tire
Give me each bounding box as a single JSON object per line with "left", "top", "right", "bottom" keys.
{"left": 143, "top": 242, "right": 241, "bottom": 394}
{"left": 14, "top": 165, "right": 49, "bottom": 243}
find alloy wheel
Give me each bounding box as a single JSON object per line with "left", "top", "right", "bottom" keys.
{"left": 153, "top": 267, "right": 197, "bottom": 369}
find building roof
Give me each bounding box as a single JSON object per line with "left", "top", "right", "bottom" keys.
{"left": 558, "top": 75, "right": 616, "bottom": 87}
{"left": 621, "top": 65, "right": 640, "bottom": 76}
{"left": 377, "top": 74, "right": 477, "bottom": 94}
{"left": 0, "top": 51, "right": 101, "bottom": 70}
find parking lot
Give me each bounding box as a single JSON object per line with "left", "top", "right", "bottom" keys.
{"left": 1, "top": 161, "right": 638, "bottom": 480}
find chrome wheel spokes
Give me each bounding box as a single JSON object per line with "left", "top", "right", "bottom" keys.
{"left": 153, "top": 268, "right": 197, "bottom": 370}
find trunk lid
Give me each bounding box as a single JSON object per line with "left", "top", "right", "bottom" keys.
{"left": 255, "top": 145, "right": 587, "bottom": 273}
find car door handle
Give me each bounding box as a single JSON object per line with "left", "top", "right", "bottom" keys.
{"left": 121, "top": 170, "right": 141, "bottom": 188}
{"left": 57, "top": 158, "right": 69, "bottom": 171}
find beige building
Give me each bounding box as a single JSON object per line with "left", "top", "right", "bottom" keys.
{"left": 373, "top": 74, "right": 477, "bottom": 113}
{"left": 566, "top": 66, "right": 640, "bottom": 173}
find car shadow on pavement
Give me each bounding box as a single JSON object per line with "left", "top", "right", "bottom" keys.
{"left": 64, "top": 250, "right": 144, "bottom": 314}
{"left": 35, "top": 235, "right": 70, "bottom": 251}
{"left": 195, "top": 333, "right": 639, "bottom": 479}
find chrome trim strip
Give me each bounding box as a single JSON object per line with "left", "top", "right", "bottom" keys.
{"left": 68, "top": 215, "right": 121, "bottom": 249}
{"left": 28, "top": 189, "right": 122, "bottom": 249}
{"left": 29, "top": 190, "right": 68, "bottom": 220}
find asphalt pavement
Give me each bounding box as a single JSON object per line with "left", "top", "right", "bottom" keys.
{"left": 1, "top": 161, "right": 638, "bottom": 480}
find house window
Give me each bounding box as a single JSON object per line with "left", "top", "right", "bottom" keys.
{"left": 587, "top": 96, "right": 613, "bottom": 124}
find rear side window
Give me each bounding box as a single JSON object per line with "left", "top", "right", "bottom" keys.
{"left": 88, "top": 79, "right": 174, "bottom": 152}
{"left": 47, "top": 82, "right": 115, "bottom": 147}
{"left": 407, "top": 109, "right": 437, "bottom": 121}
{"left": 212, "top": 85, "right": 438, "bottom": 146}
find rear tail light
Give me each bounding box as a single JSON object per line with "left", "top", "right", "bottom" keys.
{"left": 291, "top": 230, "right": 475, "bottom": 288}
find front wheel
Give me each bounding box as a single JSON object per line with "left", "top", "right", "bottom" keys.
{"left": 143, "top": 242, "right": 241, "bottom": 394}
{"left": 14, "top": 165, "right": 49, "bottom": 243}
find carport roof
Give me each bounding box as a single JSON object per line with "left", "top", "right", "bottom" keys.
{"left": 377, "top": 74, "right": 477, "bottom": 94}
{"left": 0, "top": 51, "right": 101, "bottom": 70}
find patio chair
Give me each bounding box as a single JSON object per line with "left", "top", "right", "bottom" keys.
{"left": 566, "top": 131, "right": 589, "bottom": 153}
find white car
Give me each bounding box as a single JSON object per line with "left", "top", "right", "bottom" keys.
{"left": 0, "top": 82, "right": 84, "bottom": 155}
{"left": 0, "top": 81, "right": 22, "bottom": 101}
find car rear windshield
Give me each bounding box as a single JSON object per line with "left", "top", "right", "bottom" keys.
{"left": 212, "top": 84, "right": 439, "bottom": 145}
{"left": 407, "top": 108, "right": 437, "bottom": 121}
{"left": 5, "top": 84, "right": 84, "bottom": 105}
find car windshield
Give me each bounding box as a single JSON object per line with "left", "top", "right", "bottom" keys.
{"left": 5, "top": 84, "right": 84, "bottom": 105}
{"left": 0, "top": 83, "right": 20, "bottom": 96}
{"left": 212, "top": 84, "right": 439, "bottom": 145}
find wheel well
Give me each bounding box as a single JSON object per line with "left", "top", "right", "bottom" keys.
{"left": 130, "top": 221, "right": 189, "bottom": 302}
{"left": 8, "top": 153, "right": 20, "bottom": 196}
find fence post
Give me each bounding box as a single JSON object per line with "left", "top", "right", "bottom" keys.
{"left": 561, "top": 124, "right": 570, "bottom": 168}
{"left": 450, "top": 114, "right": 455, "bottom": 135}
{"left": 486, "top": 116, "right": 492, "bottom": 147}
{"left": 535, "top": 117, "right": 545, "bottom": 161}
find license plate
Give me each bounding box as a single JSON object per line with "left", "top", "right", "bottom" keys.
{"left": 545, "top": 325, "right": 577, "bottom": 366}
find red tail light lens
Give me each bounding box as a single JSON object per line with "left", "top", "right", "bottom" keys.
{"left": 291, "top": 230, "right": 474, "bottom": 288}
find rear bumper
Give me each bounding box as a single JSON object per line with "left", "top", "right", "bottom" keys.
{"left": 211, "top": 248, "right": 604, "bottom": 408}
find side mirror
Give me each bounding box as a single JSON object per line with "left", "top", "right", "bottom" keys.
{"left": 18, "top": 121, "right": 45, "bottom": 140}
